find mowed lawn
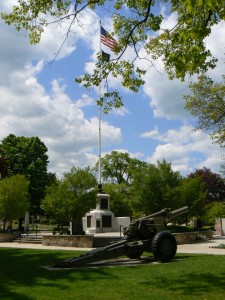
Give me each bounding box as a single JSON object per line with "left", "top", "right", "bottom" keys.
{"left": 0, "top": 248, "right": 225, "bottom": 300}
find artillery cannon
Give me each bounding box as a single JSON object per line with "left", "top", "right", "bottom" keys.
{"left": 53, "top": 206, "right": 188, "bottom": 268}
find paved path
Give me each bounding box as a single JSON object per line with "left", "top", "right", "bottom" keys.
{"left": 0, "top": 235, "right": 225, "bottom": 254}
{"left": 177, "top": 236, "right": 225, "bottom": 255}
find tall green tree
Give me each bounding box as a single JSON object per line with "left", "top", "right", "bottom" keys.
{"left": 41, "top": 180, "right": 75, "bottom": 228}
{"left": 0, "top": 134, "right": 49, "bottom": 214}
{"left": 184, "top": 75, "right": 225, "bottom": 146}
{"left": 0, "top": 149, "right": 8, "bottom": 178}
{"left": 188, "top": 167, "right": 225, "bottom": 204}
{"left": 1, "top": 1, "right": 224, "bottom": 111}
{"left": 102, "top": 183, "right": 132, "bottom": 217}
{"left": 41, "top": 166, "right": 97, "bottom": 233}
{"left": 130, "top": 160, "right": 183, "bottom": 216}
{"left": 99, "top": 151, "right": 147, "bottom": 184}
{"left": 173, "top": 176, "right": 206, "bottom": 222}
{"left": 203, "top": 202, "right": 225, "bottom": 224}
{"left": 0, "top": 174, "right": 29, "bottom": 231}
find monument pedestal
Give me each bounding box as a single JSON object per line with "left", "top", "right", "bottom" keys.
{"left": 83, "top": 193, "right": 130, "bottom": 234}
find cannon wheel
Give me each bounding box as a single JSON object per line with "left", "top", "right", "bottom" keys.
{"left": 151, "top": 231, "right": 177, "bottom": 262}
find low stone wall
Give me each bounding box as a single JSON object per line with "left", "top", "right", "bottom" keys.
{"left": 42, "top": 235, "right": 93, "bottom": 248}
{"left": 173, "top": 231, "right": 214, "bottom": 245}
{"left": 0, "top": 233, "right": 14, "bottom": 242}
{"left": 42, "top": 231, "right": 213, "bottom": 248}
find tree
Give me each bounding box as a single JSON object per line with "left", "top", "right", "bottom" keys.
{"left": 102, "top": 183, "right": 132, "bottom": 217}
{"left": 130, "top": 160, "right": 183, "bottom": 216}
{"left": 98, "top": 151, "right": 147, "bottom": 184}
{"left": 184, "top": 75, "right": 225, "bottom": 146}
{"left": 63, "top": 166, "right": 97, "bottom": 233}
{"left": 0, "top": 150, "right": 8, "bottom": 178}
{"left": 41, "top": 180, "right": 75, "bottom": 228}
{"left": 0, "top": 175, "right": 29, "bottom": 231}
{"left": 0, "top": 134, "right": 49, "bottom": 214}
{"left": 1, "top": 1, "right": 224, "bottom": 112}
{"left": 188, "top": 167, "right": 225, "bottom": 204}
{"left": 220, "top": 162, "right": 225, "bottom": 178}
{"left": 173, "top": 176, "right": 206, "bottom": 222}
{"left": 203, "top": 202, "right": 225, "bottom": 224}
{"left": 41, "top": 166, "right": 97, "bottom": 233}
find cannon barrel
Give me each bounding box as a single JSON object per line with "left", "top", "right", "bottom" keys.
{"left": 166, "top": 206, "right": 189, "bottom": 220}
{"left": 135, "top": 206, "right": 189, "bottom": 223}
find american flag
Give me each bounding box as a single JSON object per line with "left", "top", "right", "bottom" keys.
{"left": 101, "top": 26, "right": 117, "bottom": 51}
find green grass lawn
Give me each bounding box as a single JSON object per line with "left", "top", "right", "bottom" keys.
{"left": 0, "top": 248, "right": 225, "bottom": 300}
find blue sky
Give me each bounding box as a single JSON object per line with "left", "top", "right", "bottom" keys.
{"left": 0, "top": 2, "right": 224, "bottom": 178}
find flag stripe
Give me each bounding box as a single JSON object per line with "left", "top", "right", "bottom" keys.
{"left": 101, "top": 26, "right": 117, "bottom": 50}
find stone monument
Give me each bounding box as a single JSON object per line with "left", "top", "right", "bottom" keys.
{"left": 82, "top": 192, "right": 130, "bottom": 234}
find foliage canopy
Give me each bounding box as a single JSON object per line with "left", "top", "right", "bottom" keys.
{"left": 184, "top": 75, "right": 225, "bottom": 147}
{"left": 41, "top": 166, "right": 97, "bottom": 231}
{"left": 1, "top": 1, "right": 224, "bottom": 112}
{"left": 189, "top": 167, "right": 225, "bottom": 204}
{"left": 0, "top": 134, "right": 50, "bottom": 214}
{"left": 0, "top": 174, "right": 29, "bottom": 230}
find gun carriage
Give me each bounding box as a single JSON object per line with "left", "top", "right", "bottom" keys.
{"left": 53, "top": 206, "right": 189, "bottom": 268}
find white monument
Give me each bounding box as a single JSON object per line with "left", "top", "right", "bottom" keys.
{"left": 82, "top": 193, "right": 130, "bottom": 234}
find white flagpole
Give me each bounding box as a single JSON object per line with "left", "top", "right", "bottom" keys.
{"left": 98, "top": 20, "right": 102, "bottom": 192}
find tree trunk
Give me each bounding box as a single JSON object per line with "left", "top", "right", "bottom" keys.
{"left": 7, "top": 220, "right": 12, "bottom": 230}
{"left": 18, "top": 218, "right": 24, "bottom": 232}
{"left": 3, "top": 219, "right": 6, "bottom": 231}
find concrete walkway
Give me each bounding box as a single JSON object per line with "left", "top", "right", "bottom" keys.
{"left": 0, "top": 235, "right": 225, "bottom": 254}
{"left": 177, "top": 236, "right": 225, "bottom": 255}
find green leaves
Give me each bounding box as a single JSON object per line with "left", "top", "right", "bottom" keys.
{"left": 204, "top": 202, "right": 225, "bottom": 224}
{"left": 0, "top": 174, "right": 30, "bottom": 229}
{"left": 1, "top": 0, "right": 224, "bottom": 110}
{"left": 1, "top": 0, "right": 71, "bottom": 44}
{"left": 41, "top": 166, "right": 97, "bottom": 226}
{"left": 184, "top": 75, "right": 225, "bottom": 146}
{"left": 76, "top": 52, "right": 145, "bottom": 113}
{"left": 0, "top": 134, "right": 50, "bottom": 214}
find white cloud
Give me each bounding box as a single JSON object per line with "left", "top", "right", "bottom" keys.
{"left": 139, "top": 17, "right": 225, "bottom": 122}
{"left": 0, "top": 11, "right": 121, "bottom": 177}
{"left": 109, "top": 107, "right": 130, "bottom": 116}
{"left": 0, "top": 3, "right": 224, "bottom": 180}
{"left": 102, "top": 148, "right": 144, "bottom": 161}
{"left": 0, "top": 65, "right": 122, "bottom": 176}
{"left": 143, "top": 71, "right": 190, "bottom": 120}
{"left": 143, "top": 125, "right": 223, "bottom": 175}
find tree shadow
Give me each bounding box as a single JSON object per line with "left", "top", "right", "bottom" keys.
{"left": 139, "top": 255, "right": 225, "bottom": 297}
{"left": 0, "top": 248, "right": 119, "bottom": 300}
{"left": 141, "top": 272, "right": 225, "bottom": 297}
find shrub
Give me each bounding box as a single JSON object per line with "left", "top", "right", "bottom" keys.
{"left": 52, "top": 227, "right": 70, "bottom": 235}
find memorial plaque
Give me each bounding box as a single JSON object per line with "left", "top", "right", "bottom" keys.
{"left": 102, "top": 215, "right": 112, "bottom": 228}
{"left": 100, "top": 198, "right": 109, "bottom": 209}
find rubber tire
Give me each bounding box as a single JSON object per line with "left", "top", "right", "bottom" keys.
{"left": 151, "top": 231, "right": 177, "bottom": 262}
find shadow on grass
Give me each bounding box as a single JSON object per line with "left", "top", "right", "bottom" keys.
{"left": 142, "top": 272, "right": 225, "bottom": 297}
{"left": 0, "top": 248, "right": 118, "bottom": 300}
{"left": 140, "top": 254, "right": 225, "bottom": 298}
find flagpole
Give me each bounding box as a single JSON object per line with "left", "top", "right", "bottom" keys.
{"left": 98, "top": 20, "right": 102, "bottom": 192}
